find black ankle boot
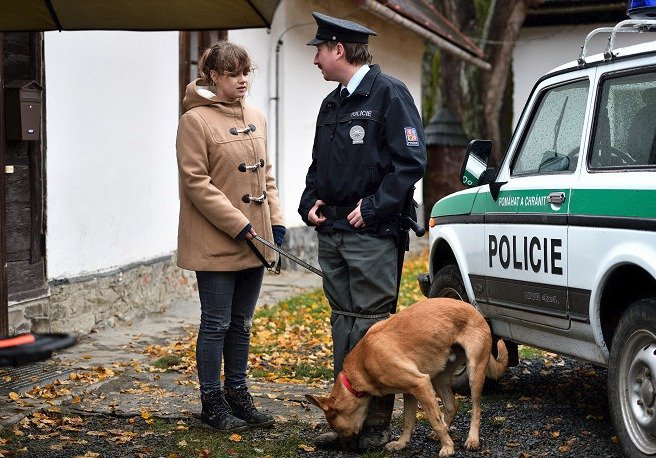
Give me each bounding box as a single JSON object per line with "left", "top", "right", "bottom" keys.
{"left": 200, "top": 389, "right": 249, "bottom": 432}
{"left": 224, "top": 385, "right": 274, "bottom": 428}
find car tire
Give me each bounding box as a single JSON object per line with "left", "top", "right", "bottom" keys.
{"left": 429, "top": 264, "right": 470, "bottom": 393}
{"left": 608, "top": 298, "right": 656, "bottom": 457}
{"left": 428, "top": 264, "right": 467, "bottom": 301}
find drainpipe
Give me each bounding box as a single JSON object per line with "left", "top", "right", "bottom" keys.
{"left": 357, "top": 0, "right": 491, "bottom": 70}
{"left": 274, "top": 39, "right": 282, "bottom": 183}
{"left": 271, "top": 21, "right": 313, "bottom": 184}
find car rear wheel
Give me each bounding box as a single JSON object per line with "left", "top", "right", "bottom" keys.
{"left": 429, "top": 264, "right": 470, "bottom": 393}
{"left": 608, "top": 298, "right": 656, "bottom": 457}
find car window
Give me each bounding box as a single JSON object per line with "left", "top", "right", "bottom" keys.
{"left": 590, "top": 72, "right": 656, "bottom": 169}
{"left": 512, "top": 80, "right": 589, "bottom": 176}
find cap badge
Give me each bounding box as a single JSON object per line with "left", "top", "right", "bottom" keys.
{"left": 350, "top": 125, "right": 365, "bottom": 144}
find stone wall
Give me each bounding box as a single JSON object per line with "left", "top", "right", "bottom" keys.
{"left": 8, "top": 255, "right": 196, "bottom": 335}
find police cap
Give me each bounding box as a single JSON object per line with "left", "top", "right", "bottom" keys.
{"left": 306, "top": 12, "right": 377, "bottom": 46}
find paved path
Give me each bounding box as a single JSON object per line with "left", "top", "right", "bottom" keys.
{"left": 0, "top": 268, "right": 330, "bottom": 429}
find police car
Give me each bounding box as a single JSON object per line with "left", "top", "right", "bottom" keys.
{"left": 418, "top": 4, "right": 656, "bottom": 457}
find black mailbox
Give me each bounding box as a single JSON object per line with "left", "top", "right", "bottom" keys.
{"left": 4, "top": 80, "right": 42, "bottom": 141}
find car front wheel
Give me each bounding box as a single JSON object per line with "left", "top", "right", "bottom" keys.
{"left": 428, "top": 264, "right": 467, "bottom": 300}
{"left": 608, "top": 298, "right": 656, "bottom": 457}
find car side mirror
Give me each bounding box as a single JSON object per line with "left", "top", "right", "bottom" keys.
{"left": 461, "top": 139, "right": 496, "bottom": 187}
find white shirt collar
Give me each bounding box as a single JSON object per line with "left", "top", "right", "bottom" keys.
{"left": 342, "top": 64, "right": 370, "bottom": 96}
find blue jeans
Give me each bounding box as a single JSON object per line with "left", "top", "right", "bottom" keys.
{"left": 195, "top": 267, "right": 264, "bottom": 393}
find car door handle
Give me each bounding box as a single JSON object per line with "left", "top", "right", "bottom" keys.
{"left": 547, "top": 192, "right": 566, "bottom": 205}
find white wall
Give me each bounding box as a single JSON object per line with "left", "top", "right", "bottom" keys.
{"left": 513, "top": 24, "right": 647, "bottom": 127}
{"left": 41, "top": 3, "right": 428, "bottom": 279}
{"left": 44, "top": 31, "right": 180, "bottom": 279}
{"left": 231, "top": 0, "right": 425, "bottom": 227}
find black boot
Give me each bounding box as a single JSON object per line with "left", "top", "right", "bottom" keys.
{"left": 357, "top": 394, "right": 394, "bottom": 452}
{"left": 224, "top": 385, "right": 275, "bottom": 428}
{"left": 200, "top": 389, "right": 249, "bottom": 432}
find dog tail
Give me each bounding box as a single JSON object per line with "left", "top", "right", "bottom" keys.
{"left": 487, "top": 340, "right": 509, "bottom": 380}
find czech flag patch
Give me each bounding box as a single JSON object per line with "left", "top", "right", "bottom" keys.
{"left": 404, "top": 127, "right": 419, "bottom": 146}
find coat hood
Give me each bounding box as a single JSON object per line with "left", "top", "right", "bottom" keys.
{"left": 182, "top": 78, "right": 244, "bottom": 114}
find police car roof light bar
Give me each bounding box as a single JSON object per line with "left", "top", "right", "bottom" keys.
{"left": 578, "top": 18, "right": 656, "bottom": 67}
{"left": 628, "top": 0, "right": 656, "bottom": 19}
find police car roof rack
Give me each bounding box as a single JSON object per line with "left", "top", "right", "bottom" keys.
{"left": 578, "top": 19, "right": 656, "bottom": 67}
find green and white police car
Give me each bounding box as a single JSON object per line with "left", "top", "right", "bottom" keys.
{"left": 418, "top": 15, "right": 656, "bottom": 458}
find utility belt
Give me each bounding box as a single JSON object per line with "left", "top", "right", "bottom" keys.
{"left": 319, "top": 204, "right": 357, "bottom": 220}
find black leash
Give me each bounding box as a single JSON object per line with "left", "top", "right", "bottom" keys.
{"left": 246, "top": 238, "right": 275, "bottom": 269}
{"left": 247, "top": 216, "right": 425, "bottom": 279}
{"left": 251, "top": 235, "right": 323, "bottom": 277}
{"left": 247, "top": 235, "right": 406, "bottom": 319}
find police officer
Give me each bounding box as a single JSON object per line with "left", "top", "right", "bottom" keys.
{"left": 298, "top": 11, "right": 427, "bottom": 451}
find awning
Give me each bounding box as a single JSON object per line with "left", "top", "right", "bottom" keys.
{"left": 0, "top": 0, "right": 281, "bottom": 32}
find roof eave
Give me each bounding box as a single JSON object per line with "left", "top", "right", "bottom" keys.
{"left": 358, "top": 0, "right": 490, "bottom": 70}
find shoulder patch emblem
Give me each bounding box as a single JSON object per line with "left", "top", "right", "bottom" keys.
{"left": 404, "top": 127, "right": 419, "bottom": 147}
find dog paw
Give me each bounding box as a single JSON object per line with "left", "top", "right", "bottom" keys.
{"left": 438, "top": 445, "right": 455, "bottom": 457}
{"left": 464, "top": 437, "right": 480, "bottom": 450}
{"left": 384, "top": 440, "right": 407, "bottom": 451}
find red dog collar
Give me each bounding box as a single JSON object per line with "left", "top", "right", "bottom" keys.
{"left": 340, "top": 372, "right": 367, "bottom": 398}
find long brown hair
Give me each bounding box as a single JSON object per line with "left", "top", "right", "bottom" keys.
{"left": 198, "top": 41, "right": 252, "bottom": 86}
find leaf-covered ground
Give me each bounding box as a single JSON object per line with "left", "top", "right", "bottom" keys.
{"left": 0, "top": 353, "right": 623, "bottom": 457}
{"left": 0, "top": 252, "right": 624, "bottom": 456}
{"left": 143, "top": 253, "right": 429, "bottom": 386}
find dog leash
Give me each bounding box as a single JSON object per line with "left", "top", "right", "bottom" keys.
{"left": 248, "top": 236, "right": 391, "bottom": 320}
{"left": 251, "top": 235, "right": 323, "bottom": 277}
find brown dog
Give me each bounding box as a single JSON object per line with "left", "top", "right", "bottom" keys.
{"left": 305, "top": 297, "right": 508, "bottom": 457}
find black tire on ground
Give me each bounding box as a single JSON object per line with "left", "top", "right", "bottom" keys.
{"left": 428, "top": 264, "right": 470, "bottom": 393}
{"left": 428, "top": 264, "right": 467, "bottom": 301}
{"left": 608, "top": 298, "right": 656, "bottom": 458}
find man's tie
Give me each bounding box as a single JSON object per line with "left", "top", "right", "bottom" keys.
{"left": 340, "top": 88, "right": 349, "bottom": 100}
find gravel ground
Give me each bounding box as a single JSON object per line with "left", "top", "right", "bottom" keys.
{"left": 304, "top": 353, "right": 622, "bottom": 458}
{"left": 1, "top": 354, "right": 623, "bottom": 457}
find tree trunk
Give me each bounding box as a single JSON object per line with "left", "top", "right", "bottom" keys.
{"left": 432, "top": 0, "right": 541, "bottom": 160}
{"left": 480, "top": 0, "right": 538, "bottom": 164}
{"left": 423, "top": 0, "right": 541, "bottom": 224}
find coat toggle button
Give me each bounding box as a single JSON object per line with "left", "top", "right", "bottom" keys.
{"left": 238, "top": 159, "right": 264, "bottom": 172}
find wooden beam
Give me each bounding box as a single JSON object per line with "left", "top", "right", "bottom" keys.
{"left": 0, "top": 33, "right": 8, "bottom": 338}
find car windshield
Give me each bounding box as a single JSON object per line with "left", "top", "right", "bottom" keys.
{"left": 512, "top": 79, "right": 589, "bottom": 176}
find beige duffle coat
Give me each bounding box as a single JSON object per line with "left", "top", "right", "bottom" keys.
{"left": 175, "top": 79, "right": 284, "bottom": 271}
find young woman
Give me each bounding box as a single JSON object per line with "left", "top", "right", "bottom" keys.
{"left": 176, "top": 41, "right": 285, "bottom": 432}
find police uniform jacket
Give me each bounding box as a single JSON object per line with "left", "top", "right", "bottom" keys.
{"left": 298, "top": 64, "right": 427, "bottom": 235}
{"left": 176, "top": 79, "right": 284, "bottom": 271}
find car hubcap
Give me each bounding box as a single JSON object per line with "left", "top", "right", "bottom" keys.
{"left": 439, "top": 288, "right": 464, "bottom": 301}
{"left": 621, "top": 333, "right": 656, "bottom": 453}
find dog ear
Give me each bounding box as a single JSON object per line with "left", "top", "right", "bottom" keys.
{"left": 305, "top": 394, "right": 330, "bottom": 411}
